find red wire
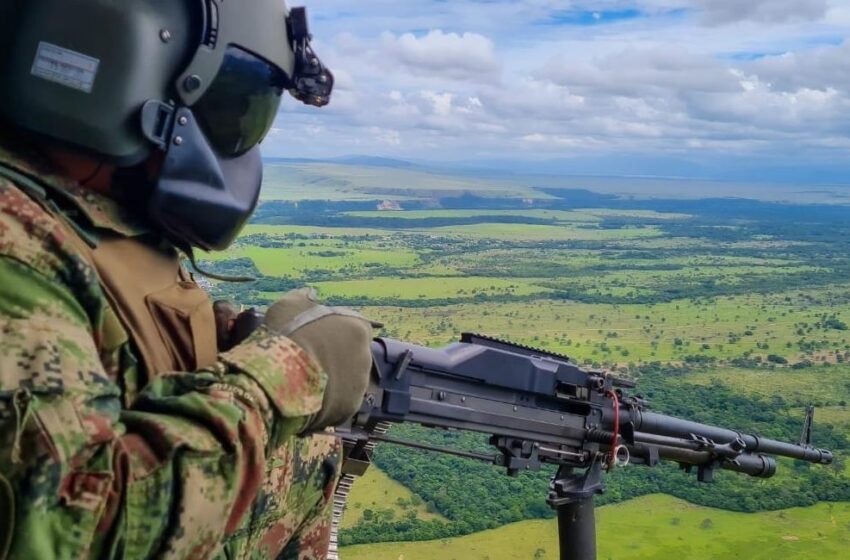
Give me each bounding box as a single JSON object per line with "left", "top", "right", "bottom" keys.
{"left": 606, "top": 390, "right": 620, "bottom": 469}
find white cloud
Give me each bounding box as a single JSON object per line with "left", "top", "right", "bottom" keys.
{"left": 380, "top": 30, "right": 502, "bottom": 81}
{"left": 537, "top": 48, "right": 741, "bottom": 96}
{"left": 694, "top": 0, "right": 829, "bottom": 26}
{"left": 369, "top": 126, "right": 402, "bottom": 145}
{"left": 422, "top": 91, "right": 455, "bottom": 117}
{"left": 749, "top": 41, "right": 850, "bottom": 94}
{"left": 532, "top": 41, "right": 850, "bottom": 141}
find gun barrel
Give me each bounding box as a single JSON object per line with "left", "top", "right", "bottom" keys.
{"left": 634, "top": 411, "right": 833, "bottom": 465}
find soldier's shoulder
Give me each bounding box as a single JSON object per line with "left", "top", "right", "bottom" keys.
{"left": 0, "top": 175, "right": 91, "bottom": 284}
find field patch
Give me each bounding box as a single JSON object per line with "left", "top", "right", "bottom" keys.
{"left": 363, "top": 290, "right": 850, "bottom": 364}
{"left": 577, "top": 208, "right": 693, "bottom": 220}
{"left": 343, "top": 209, "right": 603, "bottom": 222}
{"left": 207, "top": 245, "right": 419, "bottom": 278}
{"left": 240, "top": 224, "right": 387, "bottom": 238}
{"left": 308, "top": 277, "right": 551, "bottom": 301}
{"left": 537, "top": 265, "right": 828, "bottom": 300}
{"left": 797, "top": 405, "right": 850, "bottom": 430}
{"left": 341, "top": 467, "right": 446, "bottom": 529}
{"left": 680, "top": 365, "right": 850, "bottom": 407}
{"left": 420, "top": 223, "right": 663, "bottom": 241}
{"left": 340, "top": 495, "right": 850, "bottom": 560}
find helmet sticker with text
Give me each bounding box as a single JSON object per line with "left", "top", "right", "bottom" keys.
{"left": 30, "top": 41, "right": 100, "bottom": 93}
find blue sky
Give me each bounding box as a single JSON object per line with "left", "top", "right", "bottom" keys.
{"left": 266, "top": 1, "right": 850, "bottom": 183}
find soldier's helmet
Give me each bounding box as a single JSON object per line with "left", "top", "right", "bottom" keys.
{"left": 0, "top": 0, "right": 333, "bottom": 250}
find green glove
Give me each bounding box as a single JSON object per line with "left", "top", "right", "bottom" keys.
{"left": 264, "top": 288, "right": 374, "bottom": 431}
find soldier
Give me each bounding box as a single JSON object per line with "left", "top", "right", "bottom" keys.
{"left": 0, "top": 1, "right": 373, "bottom": 558}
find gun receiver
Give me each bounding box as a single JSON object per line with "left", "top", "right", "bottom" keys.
{"left": 343, "top": 334, "right": 832, "bottom": 478}
{"left": 331, "top": 333, "right": 833, "bottom": 560}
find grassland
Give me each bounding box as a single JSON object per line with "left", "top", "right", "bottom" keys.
{"left": 259, "top": 163, "right": 544, "bottom": 201}
{"left": 310, "top": 277, "right": 551, "bottom": 300}
{"left": 342, "top": 468, "right": 447, "bottom": 529}
{"left": 241, "top": 224, "right": 389, "bottom": 237}
{"left": 341, "top": 494, "right": 850, "bottom": 559}
{"left": 797, "top": 406, "right": 850, "bottom": 431}
{"left": 418, "top": 223, "right": 663, "bottom": 241}
{"left": 205, "top": 210, "right": 841, "bottom": 315}
{"left": 343, "top": 208, "right": 692, "bottom": 222}
{"left": 364, "top": 290, "right": 850, "bottom": 364}
{"left": 344, "top": 209, "right": 602, "bottom": 221}
{"left": 205, "top": 244, "right": 419, "bottom": 277}
{"left": 680, "top": 365, "right": 850, "bottom": 406}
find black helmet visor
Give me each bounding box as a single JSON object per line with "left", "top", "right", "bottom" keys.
{"left": 193, "top": 46, "right": 287, "bottom": 157}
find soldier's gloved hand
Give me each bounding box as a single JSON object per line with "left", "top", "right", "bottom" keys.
{"left": 214, "top": 301, "right": 266, "bottom": 352}
{"left": 264, "top": 288, "right": 375, "bottom": 431}
{"left": 213, "top": 300, "right": 239, "bottom": 351}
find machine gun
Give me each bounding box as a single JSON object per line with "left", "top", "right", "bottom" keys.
{"left": 328, "top": 333, "right": 834, "bottom": 560}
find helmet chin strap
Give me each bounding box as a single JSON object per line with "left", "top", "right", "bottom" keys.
{"left": 79, "top": 162, "right": 106, "bottom": 188}
{"left": 181, "top": 243, "right": 257, "bottom": 283}
{"left": 37, "top": 144, "right": 113, "bottom": 193}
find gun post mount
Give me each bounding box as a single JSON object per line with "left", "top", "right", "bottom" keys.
{"left": 547, "top": 459, "right": 605, "bottom": 560}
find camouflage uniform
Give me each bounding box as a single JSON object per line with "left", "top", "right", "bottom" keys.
{"left": 0, "top": 143, "right": 340, "bottom": 559}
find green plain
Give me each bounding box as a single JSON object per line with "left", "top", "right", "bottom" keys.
{"left": 343, "top": 209, "right": 603, "bottom": 222}
{"left": 311, "top": 277, "right": 551, "bottom": 300}
{"left": 680, "top": 365, "right": 850, "bottom": 406}
{"left": 259, "top": 163, "right": 544, "bottom": 201}
{"left": 207, "top": 245, "right": 419, "bottom": 277}
{"left": 341, "top": 494, "right": 850, "bottom": 560}
{"left": 420, "top": 223, "right": 662, "bottom": 241}
{"left": 364, "top": 290, "right": 850, "bottom": 363}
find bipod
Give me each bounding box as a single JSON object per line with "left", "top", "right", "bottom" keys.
{"left": 547, "top": 458, "right": 605, "bottom": 560}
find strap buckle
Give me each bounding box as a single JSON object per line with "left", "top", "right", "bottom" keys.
{"left": 140, "top": 100, "right": 177, "bottom": 149}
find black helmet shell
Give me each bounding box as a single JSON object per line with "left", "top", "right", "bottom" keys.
{"left": 0, "top": 0, "right": 198, "bottom": 164}
{"left": 0, "top": 0, "right": 297, "bottom": 165}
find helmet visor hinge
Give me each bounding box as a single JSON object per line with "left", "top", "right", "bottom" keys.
{"left": 287, "top": 7, "right": 334, "bottom": 107}
{"left": 140, "top": 100, "right": 177, "bottom": 149}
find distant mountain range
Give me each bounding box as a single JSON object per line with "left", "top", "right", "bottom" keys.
{"left": 264, "top": 153, "right": 850, "bottom": 187}
{"left": 264, "top": 155, "right": 416, "bottom": 169}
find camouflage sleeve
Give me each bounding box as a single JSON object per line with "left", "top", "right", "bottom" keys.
{"left": 0, "top": 255, "right": 327, "bottom": 559}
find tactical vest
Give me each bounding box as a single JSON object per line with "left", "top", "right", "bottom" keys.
{"left": 62, "top": 226, "right": 219, "bottom": 376}
{"left": 0, "top": 162, "right": 219, "bottom": 380}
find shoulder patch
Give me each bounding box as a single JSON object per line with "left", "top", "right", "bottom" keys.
{"left": 0, "top": 177, "right": 68, "bottom": 278}
{"left": 0, "top": 178, "right": 102, "bottom": 323}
